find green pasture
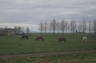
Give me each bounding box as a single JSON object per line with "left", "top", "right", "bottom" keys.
{"left": 0, "top": 33, "right": 96, "bottom": 55}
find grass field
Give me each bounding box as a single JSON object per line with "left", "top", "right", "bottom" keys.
{"left": 0, "top": 33, "right": 96, "bottom": 55}
{"left": 0, "top": 33, "right": 96, "bottom": 63}
{"left": 0, "top": 53, "right": 96, "bottom": 63}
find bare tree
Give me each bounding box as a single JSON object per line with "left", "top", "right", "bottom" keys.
{"left": 70, "top": 20, "right": 77, "bottom": 33}
{"left": 44, "top": 22, "right": 48, "bottom": 33}
{"left": 78, "top": 23, "right": 83, "bottom": 33}
{"left": 61, "top": 20, "right": 66, "bottom": 33}
{"left": 51, "top": 19, "right": 57, "bottom": 34}
{"left": 88, "top": 21, "right": 93, "bottom": 33}
{"left": 26, "top": 27, "right": 30, "bottom": 34}
{"left": 93, "top": 20, "right": 96, "bottom": 33}
{"left": 65, "top": 21, "right": 69, "bottom": 33}
{"left": 39, "top": 22, "right": 44, "bottom": 33}
{"left": 14, "top": 26, "right": 24, "bottom": 33}
{"left": 49, "top": 22, "right": 52, "bottom": 32}
{"left": 82, "top": 20, "right": 87, "bottom": 33}
{"left": 56, "top": 22, "right": 60, "bottom": 33}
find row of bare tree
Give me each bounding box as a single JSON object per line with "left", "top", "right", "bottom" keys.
{"left": 14, "top": 26, "right": 30, "bottom": 34}
{"left": 39, "top": 19, "right": 96, "bottom": 33}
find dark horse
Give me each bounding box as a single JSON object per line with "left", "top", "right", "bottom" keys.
{"left": 21, "top": 34, "right": 29, "bottom": 40}
{"left": 35, "top": 36, "right": 44, "bottom": 41}
{"left": 58, "top": 37, "right": 66, "bottom": 42}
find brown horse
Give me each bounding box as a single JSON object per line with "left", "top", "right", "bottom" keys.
{"left": 58, "top": 37, "right": 66, "bottom": 42}
{"left": 35, "top": 36, "right": 44, "bottom": 41}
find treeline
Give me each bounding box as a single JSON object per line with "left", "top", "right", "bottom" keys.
{"left": 39, "top": 19, "right": 96, "bottom": 33}
{"left": 13, "top": 26, "right": 30, "bottom": 34}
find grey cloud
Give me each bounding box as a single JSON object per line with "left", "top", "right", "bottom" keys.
{"left": 0, "top": 0, "right": 96, "bottom": 24}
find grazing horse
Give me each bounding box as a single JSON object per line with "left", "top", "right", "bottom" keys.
{"left": 82, "top": 36, "right": 87, "bottom": 41}
{"left": 58, "top": 37, "right": 66, "bottom": 42}
{"left": 35, "top": 36, "right": 44, "bottom": 41}
{"left": 21, "top": 34, "right": 29, "bottom": 40}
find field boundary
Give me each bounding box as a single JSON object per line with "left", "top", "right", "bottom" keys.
{"left": 0, "top": 49, "right": 96, "bottom": 58}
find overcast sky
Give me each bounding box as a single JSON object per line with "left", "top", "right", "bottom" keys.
{"left": 0, "top": 0, "right": 96, "bottom": 26}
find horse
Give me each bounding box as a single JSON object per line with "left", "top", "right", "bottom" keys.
{"left": 81, "top": 36, "right": 87, "bottom": 41}
{"left": 58, "top": 37, "right": 66, "bottom": 42}
{"left": 21, "top": 33, "right": 29, "bottom": 40}
{"left": 35, "top": 36, "right": 44, "bottom": 41}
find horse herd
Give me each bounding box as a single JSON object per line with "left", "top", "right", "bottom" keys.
{"left": 19, "top": 34, "right": 87, "bottom": 42}
{"left": 20, "top": 35, "right": 66, "bottom": 42}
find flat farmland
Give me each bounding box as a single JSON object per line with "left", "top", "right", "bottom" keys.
{"left": 0, "top": 33, "right": 96, "bottom": 55}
